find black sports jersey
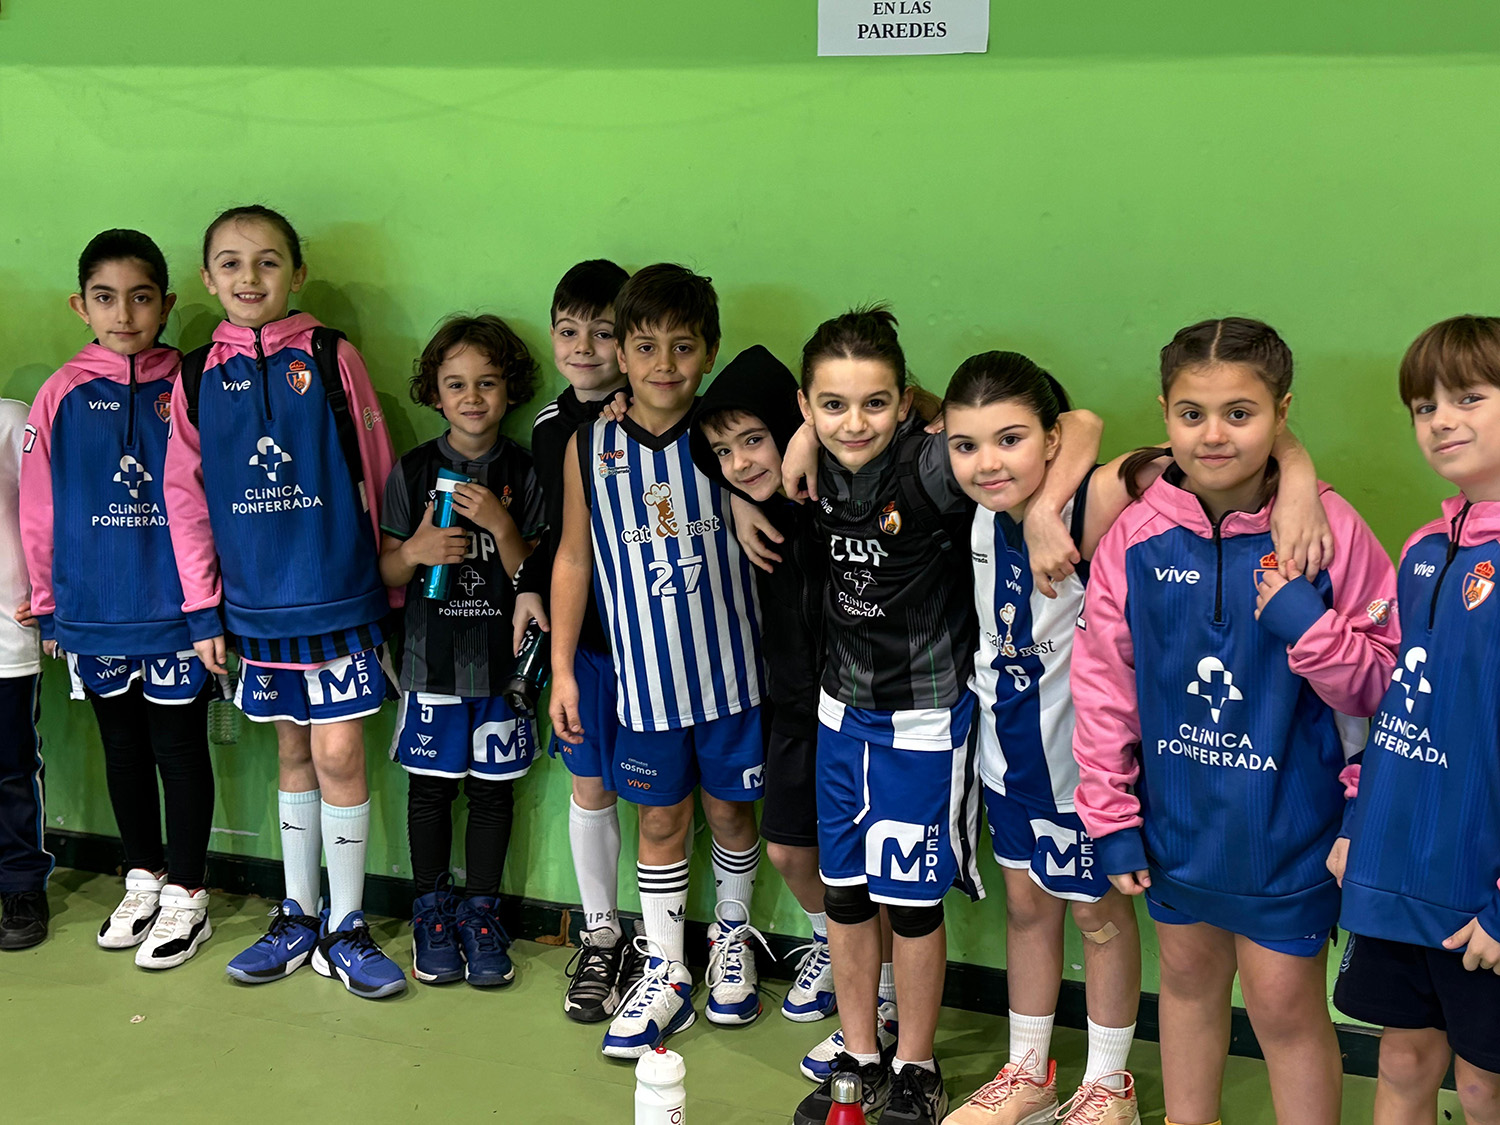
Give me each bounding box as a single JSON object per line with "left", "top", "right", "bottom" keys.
{"left": 382, "top": 433, "right": 545, "bottom": 695}
{"left": 815, "top": 422, "right": 976, "bottom": 712}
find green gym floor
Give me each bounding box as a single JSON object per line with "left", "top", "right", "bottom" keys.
{"left": 1, "top": 870, "right": 1462, "bottom": 1123}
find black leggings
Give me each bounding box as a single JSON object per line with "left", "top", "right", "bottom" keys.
{"left": 407, "top": 774, "right": 515, "bottom": 897}
{"left": 89, "top": 681, "right": 215, "bottom": 888}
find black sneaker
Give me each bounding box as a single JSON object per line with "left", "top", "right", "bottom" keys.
{"left": 615, "top": 919, "right": 647, "bottom": 1000}
{"left": 563, "top": 926, "right": 625, "bottom": 1022}
{"left": 0, "top": 890, "right": 49, "bottom": 951}
{"left": 883, "top": 1059, "right": 948, "bottom": 1124}
{"left": 793, "top": 1053, "right": 891, "bottom": 1125}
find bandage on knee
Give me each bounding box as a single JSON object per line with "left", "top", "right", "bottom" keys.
{"left": 1080, "top": 921, "right": 1121, "bottom": 945}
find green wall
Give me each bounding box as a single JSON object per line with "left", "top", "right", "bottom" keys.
{"left": 4, "top": 1, "right": 1498, "bottom": 992}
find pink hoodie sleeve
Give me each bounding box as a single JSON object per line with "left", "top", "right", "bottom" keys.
{"left": 336, "top": 340, "right": 402, "bottom": 609}
{"left": 163, "top": 368, "right": 224, "bottom": 626}
{"left": 18, "top": 377, "right": 67, "bottom": 632}
{"left": 1071, "top": 515, "right": 1149, "bottom": 871}
{"left": 1281, "top": 490, "right": 1400, "bottom": 717}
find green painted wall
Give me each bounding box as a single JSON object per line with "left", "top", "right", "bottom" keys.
{"left": 4, "top": 2, "right": 1496, "bottom": 1002}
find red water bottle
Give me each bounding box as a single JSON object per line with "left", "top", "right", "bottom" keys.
{"left": 825, "top": 1072, "right": 866, "bottom": 1124}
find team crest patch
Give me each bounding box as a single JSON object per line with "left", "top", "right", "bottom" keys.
{"left": 286, "top": 359, "right": 311, "bottom": 395}
{"left": 500, "top": 484, "right": 513, "bottom": 509}
{"left": 1463, "top": 559, "right": 1495, "bottom": 611}
{"left": 1366, "top": 598, "right": 1391, "bottom": 626}
{"left": 597, "top": 449, "right": 628, "bottom": 478}
{"left": 1254, "top": 551, "right": 1278, "bottom": 587}
{"left": 879, "top": 501, "right": 902, "bottom": 535}
{"left": 155, "top": 391, "right": 172, "bottom": 422}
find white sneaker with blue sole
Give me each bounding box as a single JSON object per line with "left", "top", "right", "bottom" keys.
{"left": 800, "top": 998, "right": 899, "bottom": 1081}
{"left": 781, "top": 932, "right": 837, "bottom": 1022}
{"left": 601, "top": 943, "right": 695, "bottom": 1059}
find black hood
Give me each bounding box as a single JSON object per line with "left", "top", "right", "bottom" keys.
{"left": 690, "top": 344, "right": 802, "bottom": 492}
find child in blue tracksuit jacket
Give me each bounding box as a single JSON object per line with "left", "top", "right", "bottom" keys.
{"left": 1334, "top": 315, "right": 1500, "bottom": 1123}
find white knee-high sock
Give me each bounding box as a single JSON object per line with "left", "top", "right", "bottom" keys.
{"left": 278, "top": 789, "right": 321, "bottom": 917}
{"left": 710, "top": 839, "right": 759, "bottom": 925}
{"left": 568, "top": 798, "right": 621, "bottom": 936}
{"left": 321, "top": 800, "right": 369, "bottom": 931}
{"left": 637, "top": 859, "right": 689, "bottom": 963}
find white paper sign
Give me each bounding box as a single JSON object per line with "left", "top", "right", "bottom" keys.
{"left": 818, "top": 0, "right": 989, "bottom": 56}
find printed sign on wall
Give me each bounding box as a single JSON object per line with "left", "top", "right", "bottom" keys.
{"left": 818, "top": 0, "right": 989, "bottom": 56}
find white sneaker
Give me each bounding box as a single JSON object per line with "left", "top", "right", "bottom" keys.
{"left": 601, "top": 944, "right": 695, "bottom": 1059}
{"left": 705, "top": 904, "right": 771, "bottom": 1026}
{"left": 782, "top": 932, "right": 837, "bottom": 1022}
{"left": 801, "top": 998, "right": 899, "bottom": 1081}
{"left": 136, "top": 886, "right": 212, "bottom": 970}
{"left": 98, "top": 869, "right": 165, "bottom": 949}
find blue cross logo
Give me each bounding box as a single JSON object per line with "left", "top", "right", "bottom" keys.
{"left": 113, "top": 455, "right": 153, "bottom": 499}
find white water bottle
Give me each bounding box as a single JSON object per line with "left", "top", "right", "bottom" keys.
{"left": 634, "top": 1045, "right": 686, "bottom": 1124}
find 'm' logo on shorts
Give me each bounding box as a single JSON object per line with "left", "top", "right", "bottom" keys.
{"left": 1030, "top": 818, "right": 1095, "bottom": 881}
{"left": 742, "top": 764, "right": 764, "bottom": 789}
{"left": 865, "top": 819, "right": 940, "bottom": 884}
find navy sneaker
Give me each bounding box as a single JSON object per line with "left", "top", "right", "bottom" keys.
{"left": 312, "top": 912, "right": 408, "bottom": 999}
{"left": 226, "top": 900, "right": 320, "bottom": 983}
{"left": 456, "top": 895, "right": 514, "bottom": 987}
{"left": 410, "top": 880, "right": 463, "bottom": 985}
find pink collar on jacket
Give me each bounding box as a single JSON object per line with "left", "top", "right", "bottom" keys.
{"left": 65, "top": 343, "right": 179, "bottom": 385}
{"left": 1432, "top": 493, "right": 1500, "bottom": 548}
{"left": 1140, "top": 470, "right": 1334, "bottom": 539}
{"left": 211, "top": 312, "right": 321, "bottom": 356}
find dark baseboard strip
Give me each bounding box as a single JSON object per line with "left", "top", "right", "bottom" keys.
{"left": 46, "top": 829, "right": 1389, "bottom": 1082}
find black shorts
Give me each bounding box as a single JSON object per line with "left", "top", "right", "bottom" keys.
{"left": 759, "top": 729, "right": 817, "bottom": 849}
{"left": 1334, "top": 931, "right": 1500, "bottom": 1074}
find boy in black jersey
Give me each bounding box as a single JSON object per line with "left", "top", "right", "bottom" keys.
{"left": 510, "top": 260, "right": 642, "bottom": 1021}
{"left": 380, "top": 315, "right": 546, "bottom": 988}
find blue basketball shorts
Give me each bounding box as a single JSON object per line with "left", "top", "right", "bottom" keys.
{"left": 67, "top": 650, "right": 212, "bottom": 706}
{"left": 236, "top": 648, "right": 387, "bottom": 725}
{"left": 1147, "top": 895, "right": 1332, "bottom": 958}
{"left": 393, "top": 691, "right": 535, "bottom": 781}
{"left": 984, "top": 787, "right": 1107, "bottom": 903}
{"left": 612, "top": 706, "right": 765, "bottom": 807}
{"left": 549, "top": 645, "right": 618, "bottom": 787}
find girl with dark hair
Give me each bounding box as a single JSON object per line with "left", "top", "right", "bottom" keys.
{"left": 18, "top": 230, "right": 218, "bottom": 969}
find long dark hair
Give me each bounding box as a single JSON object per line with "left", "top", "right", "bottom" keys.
{"left": 800, "top": 305, "right": 907, "bottom": 393}
{"left": 943, "top": 350, "right": 1070, "bottom": 429}
{"left": 202, "top": 204, "right": 304, "bottom": 270}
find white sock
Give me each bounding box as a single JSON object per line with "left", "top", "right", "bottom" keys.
{"left": 637, "top": 859, "right": 689, "bottom": 964}
{"left": 277, "top": 789, "right": 321, "bottom": 916}
{"left": 1083, "top": 1019, "right": 1135, "bottom": 1089}
{"left": 321, "top": 800, "right": 369, "bottom": 930}
{"left": 806, "top": 910, "right": 828, "bottom": 940}
{"left": 893, "top": 1056, "right": 936, "bottom": 1074}
{"left": 878, "top": 961, "right": 897, "bottom": 1003}
{"left": 1008, "top": 1010, "right": 1055, "bottom": 1074}
{"left": 710, "top": 839, "right": 758, "bottom": 925}
{"left": 568, "top": 798, "right": 621, "bottom": 936}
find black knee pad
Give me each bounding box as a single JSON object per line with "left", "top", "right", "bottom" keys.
{"left": 887, "top": 901, "right": 944, "bottom": 939}
{"left": 824, "top": 882, "right": 878, "bottom": 927}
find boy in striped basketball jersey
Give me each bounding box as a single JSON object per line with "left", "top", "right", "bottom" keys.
{"left": 549, "top": 264, "right": 767, "bottom": 1058}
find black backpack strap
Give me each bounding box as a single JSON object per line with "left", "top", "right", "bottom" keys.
{"left": 1068, "top": 464, "right": 1100, "bottom": 585}
{"left": 310, "top": 327, "right": 366, "bottom": 508}
{"left": 179, "top": 344, "right": 212, "bottom": 430}
{"left": 893, "top": 434, "right": 951, "bottom": 551}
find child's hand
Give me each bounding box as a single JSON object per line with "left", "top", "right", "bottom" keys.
{"left": 781, "top": 424, "right": 821, "bottom": 503}
{"left": 13, "top": 600, "right": 35, "bottom": 629}
{"left": 730, "top": 494, "right": 782, "bottom": 573}
{"left": 513, "top": 593, "right": 549, "bottom": 655}
{"left": 599, "top": 389, "right": 631, "bottom": 424}
{"left": 1271, "top": 484, "right": 1334, "bottom": 581}
{"left": 402, "top": 502, "right": 469, "bottom": 568}
{"left": 1325, "top": 837, "right": 1349, "bottom": 886}
{"left": 1109, "top": 870, "right": 1151, "bottom": 896}
{"left": 1024, "top": 510, "right": 1080, "bottom": 599}
{"left": 42, "top": 641, "right": 57, "bottom": 659}
{"left": 1444, "top": 917, "right": 1500, "bottom": 973}
{"left": 452, "top": 483, "right": 516, "bottom": 542}
{"left": 1254, "top": 568, "right": 1289, "bottom": 619}
{"left": 194, "top": 635, "right": 228, "bottom": 675}
{"left": 548, "top": 673, "right": 585, "bottom": 746}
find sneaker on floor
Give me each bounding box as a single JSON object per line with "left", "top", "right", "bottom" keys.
{"left": 456, "top": 895, "right": 514, "bottom": 988}
{"left": 801, "top": 999, "right": 899, "bottom": 1082}
{"left": 564, "top": 925, "right": 625, "bottom": 1022}
{"left": 226, "top": 900, "right": 320, "bottom": 983}
{"left": 0, "top": 890, "right": 49, "bottom": 951}
{"left": 410, "top": 879, "right": 463, "bottom": 985}
{"left": 98, "top": 868, "right": 165, "bottom": 950}
{"left": 615, "top": 918, "right": 646, "bottom": 998}
{"left": 885, "top": 1060, "right": 949, "bottom": 1125}
{"left": 601, "top": 947, "right": 695, "bottom": 1059}
{"left": 1055, "top": 1072, "right": 1140, "bottom": 1125}
{"left": 705, "top": 906, "right": 770, "bottom": 1026}
{"left": 793, "top": 1052, "right": 892, "bottom": 1125}
{"left": 942, "top": 1054, "right": 1057, "bottom": 1124}
{"left": 135, "top": 886, "right": 211, "bottom": 970}
{"left": 782, "top": 932, "right": 836, "bottom": 1022}
{"left": 312, "top": 911, "right": 408, "bottom": 999}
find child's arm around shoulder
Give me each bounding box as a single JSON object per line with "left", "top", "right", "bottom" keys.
{"left": 546, "top": 430, "right": 594, "bottom": 746}
{"left": 1255, "top": 487, "right": 1399, "bottom": 716}
{"left": 1024, "top": 409, "right": 1104, "bottom": 596}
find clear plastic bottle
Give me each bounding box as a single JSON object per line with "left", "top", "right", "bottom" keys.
{"left": 634, "top": 1045, "right": 686, "bottom": 1125}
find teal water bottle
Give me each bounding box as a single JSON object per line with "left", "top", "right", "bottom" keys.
{"left": 422, "top": 467, "right": 471, "bottom": 600}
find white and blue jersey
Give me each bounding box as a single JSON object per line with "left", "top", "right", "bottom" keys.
{"left": 583, "top": 412, "right": 762, "bottom": 732}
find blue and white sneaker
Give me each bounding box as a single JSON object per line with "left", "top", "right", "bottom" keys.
{"left": 312, "top": 911, "right": 408, "bottom": 999}
{"left": 799, "top": 998, "right": 899, "bottom": 1081}
{"left": 226, "top": 899, "right": 320, "bottom": 983}
{"left": 601, "top": 943, "right": 695, "bottom": 1059}
{"left": 456, "top": 895, "right": 514, "bottom": 988}
{"left": 705, "top": 904, "right": 771, "bottom": 1026}
{"left": 410, "top": 880, "right": 463, "bottom": 985}
{"left": 782, "top": 932, "right": 837, "bottom": 1022}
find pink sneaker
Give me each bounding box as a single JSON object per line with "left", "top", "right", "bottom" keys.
{"left": 942, "top": 1054, "right": 1058, "bottom": 1124}
{"left": 1055, "top": 1071, "right": 1141, "bottom": 1124}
